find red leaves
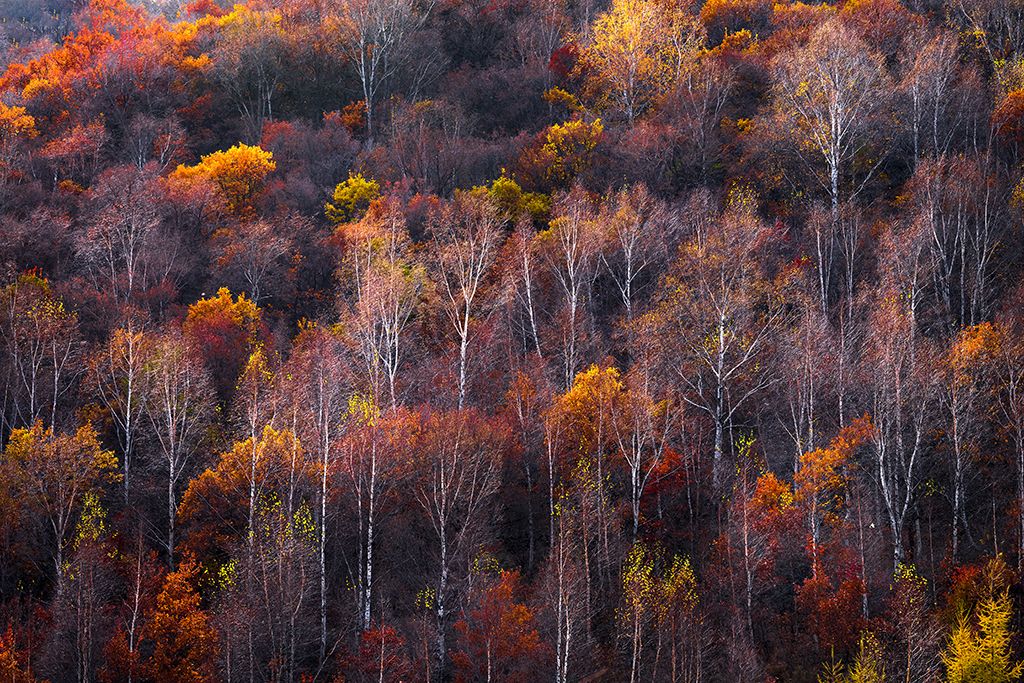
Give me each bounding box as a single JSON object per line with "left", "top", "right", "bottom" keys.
{"left": 182, "top": 288, "right": 268, "bottom": 401}
{"left": 795, "top": 567, "right": 866, "bottom": 653}
{"left": 336, "top": 625, "right": 413, "bottom": 683}
{"left": 452, "top": 570, "right": 549, "bottom": 683}
{"left": 549, "top": 43, "right": 579, "bottom": 80}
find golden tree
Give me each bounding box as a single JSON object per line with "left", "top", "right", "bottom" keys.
{"left": 3, "top": 421, "right": 117, "bottom": 582}
{"left": 171, "top": 143, "right": 275, "bottom": 216}
{"left": 143, "top": 556, "right": 219, "bottom": 683}
{"left": 580, "top": 0, "right": 703, "bottom": 122}
{"left": 942, "top": 591, "right": 1024, "bottom": 683}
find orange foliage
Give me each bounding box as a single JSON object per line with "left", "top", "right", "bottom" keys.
{"left": 0, "top": 104, "right": 37, "bottom": 140}
{"left": 549, "top": 364, "right": 625, "bottom": 453}
{"left": 949, "top": 321, "right": 1001, "bottom": 376}
{"left": 143, "top": 556, "right": 219, "bottom": 683}
{"left": 171, "top": 144, "right": 276, "bottom": 216}
{"left": 994, "top": 90, "right": 1024, "bottom": 145}
{"left": 0, "top": 627, "right": 37, "bottom": 683}
{"left": 795, "top": 416, "right": 873, "bottom": 506}
{"left": 794, "top": 415, "right": 873, "bottom": 569}
{"left": 178, "top": 425, "right": 306, "bottom": 558}
{"left": 0, "top": 103, "right": 38, "bottom": 180}
{"left": 183, "top": 287, "right": 267, "bottom": 399}
{"left": 0, "top": 0, "right": 207, "bottom": 121}
{"left": 752, "top": 471, "right": 795, "bottom": 514}
{"left": 341, "top": 101, "right": 368, "bottom": 137}
{"left": 452, "top": 570, "right": 549, "bottom": 683}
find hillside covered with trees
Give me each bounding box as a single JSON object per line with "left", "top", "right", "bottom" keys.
{"left": 3, "top": 0, "right": 1024, "bottom": 679}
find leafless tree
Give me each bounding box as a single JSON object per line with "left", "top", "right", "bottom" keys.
{"left": 773, "top": 20, "right": 892, "bottom": 227}
{"left": 144, "top": 330, "right": 214, "bottom": 566}
{"left": 428, "top": 193, "right": 502, "bottom": 408}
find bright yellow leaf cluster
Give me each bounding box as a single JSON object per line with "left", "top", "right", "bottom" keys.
{"left": 325, "top": 172, "right": 381, "bottom": 224}
{"left": 173, "top": 143, "right": 275, "bottom": 215}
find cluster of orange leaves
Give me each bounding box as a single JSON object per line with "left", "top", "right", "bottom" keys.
{"left": 794, "top": 415, "right": 874, "bottom": 513}
{"left": 171, "top": 143, "right": 276, "bottom": 216}
{"left": 0, "top": 0, "right": 209, "bottom": 120}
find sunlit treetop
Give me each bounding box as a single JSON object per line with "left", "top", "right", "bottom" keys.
{"left": 325, "top": 172, "right": 381, "bottom": 224}
{"left": 184, "top": 287, "right": 263, "bottom": 343}
{"left": 0, "top": 0, "right": 209, "bottom": 111}
{"left": 172, "top": 143, "right": 276, "bottom": 216}
{"left": 0, "top": 104, "right": 38, "bottom": 140}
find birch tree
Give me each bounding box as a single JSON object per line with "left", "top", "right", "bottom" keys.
{"left": 773, "top": 19, "right": 891, "bottom": 228}
{"left": 145, "top": 330, "right": 213, "bottom": 567}
{"left": 429, "top": 192, "right": 502, "bottom": 409}
{"left": 411, "top": 409, "right": 504, "bottom": 679}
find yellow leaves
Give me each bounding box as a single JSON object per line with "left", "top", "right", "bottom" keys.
{"left": 541, "top": 118, "right": 604, "bottom": 185}
{"left": 1011, "top": 171, "right": 1024, "bottom": 209}
{"left": 544, "top": 87, "right": 583, "bottom": 113}
{"left": 179, "top": 54, "right": 212, "bottom": 72}
{"left": 471, "top": 551, "right": 502, "bottom": 576}
{"left": 72, "top": 491, "right": 107, "bottom": 551}
{"left": 552, "top": 365, "right": 625, "bottom": 452}
{"left": 621, "top": 541, "right": 701, "bottom": 622}
{"left": 622, "top": 541, "right": 657, "bottom": 609}
{"left": 172, "top": 143, "right": 275, "bottom": 216}
{"left": 416, "top": 586, "right": 437, "bottom": 611}
{"left": 325, "top": 172, "right": 381, "bottom": 224}
{"left": 546, "top": 118, "right": 603, "bottom": 155}
{"left": 726, "top": 182, "right": 759, "bottom": 214}
{"left": 893, "top": 562, "right": 927, "bottom": 600}
{"left": 700, "top": 0, "right": 770, "bottom": 41}
{"left": 473, "top": 173, "right": 550, "bottom": 222}
{"left": 20, "top": 78, "right": 57, "bottom": 102}
{"left": 347, "top": 393, "right": 380, "bottom": 426}
{"left": 735, "top": 117, "right": 754, "bottom": 134}
{"left": 0, "top": 104, "right": 38, "bottom": 140}
{"left": 291, "top": 500, "right": 317, "bottom": 544}
{"left": 565, "top": 364, "right": 624, "bottom": 402}
{"left": 204, "top": 3, "right": 282, "bottom": 30}
{"left": 4, "top": 420, "right": 119, "bottom": 502}
{"left": 716, "top": 27, "right": 757, "bottom": 53}
{"left": 829, "top": 631, "right": 886, "bottom": 683}
{"left": 662, "top": 554, "right": 699, "bottom": 610}
{"left": 216, "top": 558, "right": 237, "bottom": 589}
{"left": 237, "top": 344, "right": 274, "bottom": 392}
{"left": 582, "top": 0, "right": 699, "bottom": 119}
{"left": 185, "top": 287, "right": 262, "bottom": 340}
{"left": 753, "top": 471, "right": 794, "bottom": 512}
{"left": 942, "top": 591, "right": 1024, "bottom": 683}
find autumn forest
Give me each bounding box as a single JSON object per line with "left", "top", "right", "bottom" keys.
{"left": 2, "top": 0, "right": 1024, "bottom": 679}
